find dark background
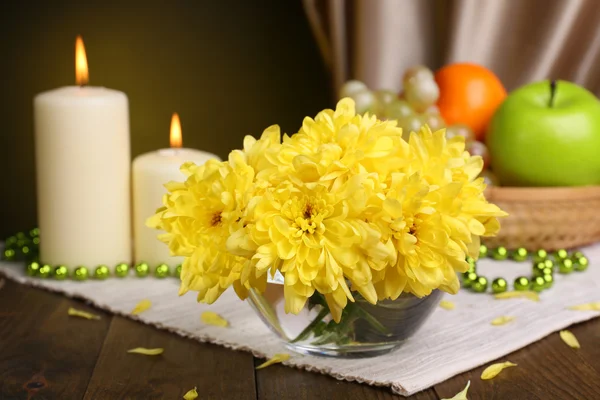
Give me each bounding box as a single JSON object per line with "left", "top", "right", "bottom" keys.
{"left": 0, "top": 0, "right": 331, "bottom": 237}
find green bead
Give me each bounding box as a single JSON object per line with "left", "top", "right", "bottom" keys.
{"left": 533, "top": 249, "right": 548, "bottom": 263}
{"left": 38, "top": 264, "right": 52, "bottom": 278}
{"left": 543, "top": 259, "right": 554, "bottom": 269}
{"left": 533, "top": 262, "right": 548, "bottom": 276}
{"left": 32, "top": 237, "right": 40, "bottom": 245}
{"left": 73, "top": 266, "right": 89, "bottom": 281}
{"left": 26, "top": 261, "right": 41, "bottom": 276}
{"left": 21, "top": 246, "right": 30, "bottom": 255}
{"left": 491, "top": 246, "right": 508, "bottom": 260}
{"left": 471, "top": 276, "right": 489, "bottom": 293}
{"left": 532, "top": 276, "right": 546, "bottom": 292}
{"left": 462, "top": 271, "right": 478, "bottom": 288}
{"left": 479, "top": 244, "right": 488, "bottom": 258}
{"left": 554, "top": 249, "right": 568, "bottom": 261}
{"left": 559, "top": 259, "right": 574, "bottom": 274}
{"left": 573, "top": 256, "right": 589, "bottom": 272}
{"left": 571, "top": 251, "right": 585, "bottom": 261}
{"left": 3, "top": 248, "right": 16, "bottom": 260}
{"left": 175, "top": 264, "right": 182, "bottom": 278}
{"left": 514, "top": 276, "right": 531, "bottom": 291}
{"left": 491, "top": 278, "right": 508, "bottom": 293}
{"left": 512, "top": 247, "right": 528, "bottom": 262}
{"left": 29, "top": 228, "right": 40, "bottom": 237}
{"left": 154, "top": 263, "right": 170, "bottom": 278}
{"left": 543, "top": 273, "right": 554, "bottom": 289}
{"left": 5, "top": 236, "right": 17, "bottom": 246}
{"left": 94, "top": 265, "right": 110, "bottom": 280}
{"left": 54, "top": 265, "right": 69, "bottom": 280}
{"left": 115, "top": 263, "right": 129, "bottom": 278}
{"left": 135, "top": 262, "right": 150, "bottom": 277}
{"left": 466, "top": 256, "right": 476, "bottom": 268}
{"left": 16, "top": 232, "right": 26, "bottom": 240}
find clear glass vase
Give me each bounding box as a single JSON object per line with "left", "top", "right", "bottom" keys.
{"left": 247, "top": 278, "right": 442, "bottom": 358}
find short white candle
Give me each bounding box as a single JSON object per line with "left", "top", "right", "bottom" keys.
{"left": 133, "top": 113, "right": 220, "bottom": 267}
{"left": 33, "top": 36, "right": 132, "bottom": 269}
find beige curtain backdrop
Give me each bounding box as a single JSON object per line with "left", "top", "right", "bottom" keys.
{"left": 303, "top": 0, "right": 600, "bottom": 96}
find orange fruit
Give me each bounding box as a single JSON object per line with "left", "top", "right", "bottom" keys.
{"left": 435, "top": 63, "right": 507, "bottom": 140}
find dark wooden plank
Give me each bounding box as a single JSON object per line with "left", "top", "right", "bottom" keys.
{"left": 569, "top": 318, "right": 600, "bottom": 374}
{"left": 434, "top": 318, "right": 600, "bottom": 400}
{"left": 0, "top": 278, "right": 112, "bottom": 399}
{"left": 83, "top": 316, "right": 256, "bottom": 399}
{"left": 255, "top": 360, "right": 439, "bottom": 400}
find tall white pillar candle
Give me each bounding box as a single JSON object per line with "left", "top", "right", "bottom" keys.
{"left": 133, "top": 113, "right": 220, "bottom": 267}
{"left": 33, "top": 36, "right": 131, "bottom": 269}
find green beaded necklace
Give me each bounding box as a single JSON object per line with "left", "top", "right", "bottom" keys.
{"left": 463, "top": 245, "right": 589, "bottom": 294}
{"left": 2, "top": 229, "right": 182, "bottom": 280}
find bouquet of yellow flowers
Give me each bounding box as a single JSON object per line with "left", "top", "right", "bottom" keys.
{"left": 148, "top": 98, "right": 506, "bottom": 324}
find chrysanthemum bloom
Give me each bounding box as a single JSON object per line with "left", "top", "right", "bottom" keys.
{"left": 147, "top": 151, "right": 255, "bottom": 303}
{"left": 149, "top": 98, "right": 506, "bottom": 321}
{"left": 265, "top": 98, "right": 409, "bottom": 189}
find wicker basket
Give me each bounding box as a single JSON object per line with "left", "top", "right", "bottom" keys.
{"left": 483, "top": 186, "right": 600, "bottom": 251}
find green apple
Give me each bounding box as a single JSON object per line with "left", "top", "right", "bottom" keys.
{"left": 487, "top": 80, "right": 600, "bottom": 186}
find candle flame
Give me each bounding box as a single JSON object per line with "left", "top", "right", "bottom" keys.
{"left": 75, "top": 35, "right": 89, "bottom": 86}
{"left": 170, "top": 113, "right": 183, "bottom": 148}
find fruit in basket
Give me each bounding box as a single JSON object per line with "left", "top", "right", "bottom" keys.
{"left": 385, "top": 99, "right": 413, "bottom": 120}
{"left": 372, "top": 90, "right": 396, "bottom": 115}
{"left": 422, "top": 112, "right": 445, "bottom": 131}
{"left": 445, "top": 124, "right": 475, "bottom": 143}
{"left": 338, "top": 80, "right": 374, "bottom": 114}
{"left": 403, "top": 66, "right": 440, "bottom": 112}
{"left": 336, "top": 71, "right": 447, "bottom": 136}
{"left": 466, "top": 140, "right": 490, "bottom": 169}
{"left": 435, "top": 63, "right": 506, "bottom": 140}
{"left": 487, "top": 80, "right": 600, "bottom": 186}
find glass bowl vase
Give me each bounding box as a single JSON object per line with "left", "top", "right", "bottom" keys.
{"left": 247, "top": 278, "right": 442, "bottom": 358}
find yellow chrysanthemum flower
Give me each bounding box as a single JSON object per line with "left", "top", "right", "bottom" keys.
{"left": 147, "top": 151, "right": 255, "bottom": 303}
{"left": 265, "top": 98, "right": 409, "bottom": 189}
{"left": 148, "top": 98, "right": 507, "bottom": 320}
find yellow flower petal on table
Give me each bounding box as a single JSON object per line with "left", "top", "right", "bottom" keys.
{"left": 127, "top": 347, "right": 164, "bottom": 356}
{"left": 567, "top": 302, "right": 600, "bottom": 311}
{"left": 201, "top": 311, "right": 229, "bottom": 327}
{"left": 481, "top": 361, "right": 517, "bottom": 380}
{"left": 131, "top": 299, "right": 152, "bottom": 315}
{"left": 494, "top": 291, "right": 539, "bottom": 302}
{"left": 491, "top": 316, "right": 515, "bottom": 326}
{"left": 439, "top": 300, "right": 456, "bottom": 310}
{"left": 256, "top": 353, "right": 290, "bottom": 370}
{"left": 441, "top": 380, "right": 470, "bottom": 400}
{"left": 68, "top": 307, "right": 100, "bottom": 320}
{"left": 560, "top": 330, "right": 581, "bottom": 349}
{"left": 183, "top": 386, "right": 198, "bottom": 400}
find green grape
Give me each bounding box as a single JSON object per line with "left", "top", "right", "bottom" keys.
{"left": 403, "top": 66, "right": 434, "bottom": 85}
{"left": 404, "top": 77, "right": 440, "bottom": 112}
{"left": 399, "top": 115, "right": 424, "bottom": 140}
{"left": 480, "top": 170, "right": 499, "bottom": 185}
{"left": 339, "top": 80, "right": 368, "bottom": 99}
{"left": 385, "top": 99, "right": 413, "bottom": 120}
{"left": 351, "top": 90, "right": 375, "bottom": 114}
{"left": 372, "top": 90, "right": 397, "bottom": 117}
{"left": 422, "top": 112, "right": 445, "bottom": 131}
{"left": 425, "top": 105, "right": 440, "bottom": 115}
{"left": 445, "top": 124, "right": 475, "bottom": 143}
{"left": 467, "top": 140, "right": 490, "bottom": 169}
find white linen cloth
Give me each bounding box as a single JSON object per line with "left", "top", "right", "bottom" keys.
{"left": 1, "top": 244, "right": 599, "bottom": 396}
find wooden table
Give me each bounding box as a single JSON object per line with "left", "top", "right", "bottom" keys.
{"left": 1, "top": 279, "right": 599, "bottom": 399}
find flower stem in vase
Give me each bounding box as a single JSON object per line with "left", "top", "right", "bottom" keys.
{"left": 290, "top": 293, "right": 391, "bottom": 346}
